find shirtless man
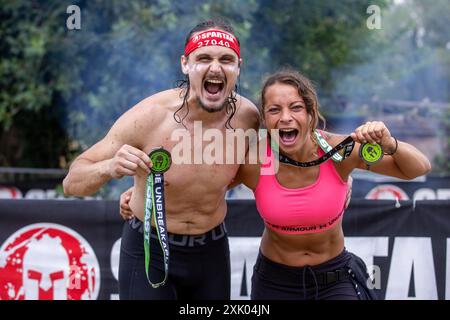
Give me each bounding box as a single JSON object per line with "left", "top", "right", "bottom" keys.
{"left": 63, "top": 18, "right": 259, "bottom": 300}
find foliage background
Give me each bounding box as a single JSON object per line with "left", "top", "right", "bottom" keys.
{"left": 1, "top": 0, "right": 449, "bottom": 176}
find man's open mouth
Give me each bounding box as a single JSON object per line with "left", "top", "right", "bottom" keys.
{"left": 279, "top": 128, "right": 299, "bottom": 144}
{"left": 204, "top": 79, "right": 225, "bottom": 97}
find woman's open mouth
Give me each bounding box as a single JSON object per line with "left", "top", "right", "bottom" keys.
{"left": 279, "top": 128, "right": 299, "bottom": 145}
{"left": 203, "top": 79, "right": 225, "bottom": 100}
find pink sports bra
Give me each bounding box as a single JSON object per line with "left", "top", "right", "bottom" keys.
{"left": 254, "top": 141, "right": 348, "bottom": 235}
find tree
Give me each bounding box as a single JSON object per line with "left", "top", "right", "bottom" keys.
{"left": 0, "top": 1, "right": 76, "bottom": 167}
{"left": 0, "top": 0, "right": 258, "bottom": 168}
{"left": 243, "top": 0, "right": 389, "bottom": 101}
{"left": 0, "top": 0, "right": 390, "bottom": 168}
{"left": 331, "top": 0, "right": 450, "bottom": 172}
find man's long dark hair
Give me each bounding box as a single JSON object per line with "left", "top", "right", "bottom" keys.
{"left": 175, "top": 18, "right": 241, "bottom": 129}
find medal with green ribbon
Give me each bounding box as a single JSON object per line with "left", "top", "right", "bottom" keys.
{"left": 144, "top": 147, "right": 171, "bottom": 288}
{"left": 359, "top": 143, "right": 384, "bottom": 168}
{"left": 276, "top": 130, "right": 355, "bottom": 167}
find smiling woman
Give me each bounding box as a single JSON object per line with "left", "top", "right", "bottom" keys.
{"left": 231, "top": 68, "right": 431, "bottom": 300}
{"left": 261, "top": 70, "right": 325, "bottom": 151}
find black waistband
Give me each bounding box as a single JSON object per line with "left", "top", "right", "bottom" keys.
{"left": 255, "top": 250, "right": 351, "bottom": 286}
{"left": 127, "top": 217, "right": 227, "bottom": 247}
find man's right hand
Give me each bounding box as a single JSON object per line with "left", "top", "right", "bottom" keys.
{"left": 108, "top": 144, "right": 152, "bottom": 178}
{"left": 120, "top": 187, "right": 134, "bottom": 220}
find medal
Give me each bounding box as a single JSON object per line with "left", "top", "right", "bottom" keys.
{"left": 359, "top": 143, "right": 384, "bottom": 166}
{"left": 144, "top": 147, "right": 171, "bottom": 288}
{"left": 149, "top": 148, "right": 171, "bottom": 173}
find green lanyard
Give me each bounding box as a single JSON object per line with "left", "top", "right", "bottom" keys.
{"left": 143, "top": 148, "right": 171, "bottom": 288}
{"left": 314, "top": 130, "right": 347, "bottom": 163}
{"left": 284, "top": 130, "right": 383, "bottom": 169}
{"left": 275, "top": 130, "right": 355, "bottom": 167}
{"left": 315, "top": 130, "right": 386, "bottom": 168}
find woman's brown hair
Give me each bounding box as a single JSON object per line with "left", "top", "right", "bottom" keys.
{"left": 260, "top": 68, "right": 326, "bottom": 148}
{"left": 261, "top": 68, "right": 325, "bottom": 129}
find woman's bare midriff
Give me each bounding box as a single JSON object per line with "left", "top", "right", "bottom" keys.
{"left": 260, "top": 222, "right": 345, "bottom": 267}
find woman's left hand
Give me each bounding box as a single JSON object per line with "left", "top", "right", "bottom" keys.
{"left": 350, "top": 121, "right": 397, "bottom": 153}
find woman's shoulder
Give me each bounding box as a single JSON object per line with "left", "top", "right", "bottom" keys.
{"left": 316, "top": 130, "right": 348, "bottom": 147}
{"left": 318, "top": 130, "right": 363, "bottom": 178}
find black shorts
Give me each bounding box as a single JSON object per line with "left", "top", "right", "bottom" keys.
{"left": 251, "top": 249, "right": 380, "bottom": 300}
{"left": 119, "top": 217, "right": 230, "bottom": 300}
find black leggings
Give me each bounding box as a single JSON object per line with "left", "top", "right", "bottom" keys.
{"left": 119, "top": 217, "right": 230, "bottom": 300}
{"left": 251, "top": 249, "right": 379, "bottom": 300}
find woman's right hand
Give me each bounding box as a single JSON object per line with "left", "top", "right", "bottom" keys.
{"left": 120, "top": 186, "right": 134, "bottom": 220}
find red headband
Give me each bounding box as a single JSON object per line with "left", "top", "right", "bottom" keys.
{"left": 184, "top": 29, "right": 240, "bottom": 58}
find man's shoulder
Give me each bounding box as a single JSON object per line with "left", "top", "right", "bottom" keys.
{"left": 236, "top": 94, "right": 258, "bottom": 113}
{"left": 234, "top": 94, "right": 260, "bottom": 129}
{"left": 115, "top": 88, "right": 180, "bottom": 132}
{"left": 136, "top": 88, "right": 181, "bottom": 113}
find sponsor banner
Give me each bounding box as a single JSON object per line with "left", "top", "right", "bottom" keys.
{"left": 0, "top": 199, "right": 449, "bottom": 300}
{"left": 353, "top": 175, "right": 450, "bottom": 200}
{"left": 226, "top": 174, "right": 450, "bottom": 201}
{"left": 2, "top": 173, "right": 449, "bottom": 201}
{"left": 0, "top": 183, "right": 62, "bottom": 200}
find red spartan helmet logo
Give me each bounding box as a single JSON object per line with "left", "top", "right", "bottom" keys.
{"left": 366, "top": 184, "right": 410, "bottom": 200}
{"left": 0, "top": 223, "right": 100, "bottom": 300}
